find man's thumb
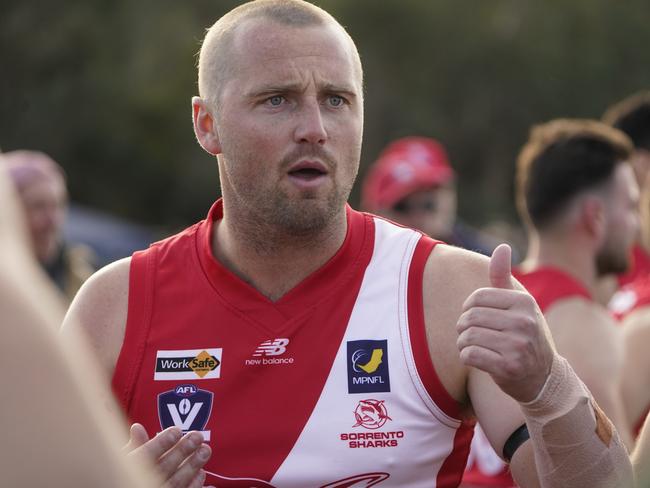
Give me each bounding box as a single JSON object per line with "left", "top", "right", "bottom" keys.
{"left": 489, "top": 243, "right": 513, "bottom": 289}
{"left": 124, "top": 423, "right": 150, "bottom": 452}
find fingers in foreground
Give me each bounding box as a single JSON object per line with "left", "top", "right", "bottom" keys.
{"left": 163, "top": 442, "right": 211, "bottom": 488}
{"left": 124, "top": 423, "right": 151, "bottom": 452}
{"left": 458, "top": 344, "right": 504, "bottom": 376}
{"left": 456, "top": 306, "right": 524, "bottom": 334}
{"left": 158, "top": 431, "right": 209, "bottom": 481}
{"left": 456, "top": 325, "right": 513, "bottom": 352}
{"left": 132, "top": 426, "right": 183, "bottom": 463}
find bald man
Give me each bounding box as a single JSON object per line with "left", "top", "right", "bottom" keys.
{"left": 63, "top": 1, "right": 633, "bottom": 486}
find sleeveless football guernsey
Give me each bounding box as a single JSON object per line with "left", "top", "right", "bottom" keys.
{"left": 112, "top": 201, "right": 474, "bottom": 487}
{"left": 462, "top": 267, "right": 590, "bottom": 487}
{"left": 617, "top": 244, "right": 650, "bottom": 288}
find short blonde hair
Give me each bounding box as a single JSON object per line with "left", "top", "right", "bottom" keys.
{"left": 197, "top": 0, "right": 361, "bottom": 106}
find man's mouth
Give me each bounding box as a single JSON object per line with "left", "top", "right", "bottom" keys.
{"left": 287, "top": 161, "right": 329, "bottom": 181}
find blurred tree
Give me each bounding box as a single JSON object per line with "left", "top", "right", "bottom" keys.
{"left": 1, "top": 0, "right": 649, "bottom": 233}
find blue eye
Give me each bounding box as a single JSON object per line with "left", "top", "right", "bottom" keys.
{"left": 268, "top": 95, "right": 284, "bottom": 106}
{"left": 328, "top": 95, "right": 344, "bottom": 107}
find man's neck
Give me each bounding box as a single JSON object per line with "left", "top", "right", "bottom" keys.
{"left": 212, "top": 206, "right": 349, "bottom": 302}
{"left": 522, "top": 233, "right": 598, "bottom": 291}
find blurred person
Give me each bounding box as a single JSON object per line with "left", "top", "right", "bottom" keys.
{"left": 463, "top": 119, "right": 638, "bottom": 486}
{"left": 0, "top": 159, "right": 161, "bottom": 487}
{"left": 597, "top": 91, "right": 650, "bottom": 306}
{"left": 62, "top": 1, "right": 633, "bottom": 486}
{"left": 601, "top": 92, "right": 650, "bottom": 312}
{"left": 604, "top": 91, "right": 650, "bottom": 204}
{"left": 361, "top": 136, "right": 498, "bottom": 255}
{"left": 3, "top": 149, "right": 95, "bottom": 302}
{"left": 611, "top": 171, "right": 650, "bottom": 444}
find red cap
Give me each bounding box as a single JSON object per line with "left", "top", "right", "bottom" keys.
{"left": 361, "top": 136, "right": 455, "bottom": 211}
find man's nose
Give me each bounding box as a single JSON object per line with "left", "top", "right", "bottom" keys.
{"left": 293, "top": 99, "right": 327, "bottom": 145}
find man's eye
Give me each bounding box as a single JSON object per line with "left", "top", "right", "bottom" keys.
{"left": 268, "top": 96, "right": 284, "bottom": 106}
{"left": 328, "top": 95, "right": 345, "bottom": 107}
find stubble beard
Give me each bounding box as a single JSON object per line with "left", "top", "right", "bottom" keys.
{"left": 595, "top": 242, "right": 630, "bottom": 276}
{"left": 222, "top": 173, "right": 357, "bottom": 256}
{"left": 225, "top": 143, "right": 357, "bottom": 239}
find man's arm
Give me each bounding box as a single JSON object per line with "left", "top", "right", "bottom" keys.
{"left": 61, "top": 259, "right": 212, "bottom": 487}
{"left": 426, "top": 243, "right": 633, "bottom": 488}
{"left": 543, "top": 299, "right": 634, "bottom": 449}
{"left": 61, "top": 257, "right": 132, "bottom": 383}
{"left": 621, "top": 307, "right": 650, "bottom": 432}
{"left": 633, "top": 413, "right": 650, "bottom": 487}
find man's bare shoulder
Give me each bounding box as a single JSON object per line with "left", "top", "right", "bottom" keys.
{"left": 61, "top": 257, "right": 132, "bottom": 376}
{"left": 545, "top": 297, "right": 620, "bottom": 347}
{"left": 621, "top": 305, "right": 650, "bottom": 370}
{"left": 545, "top": 293, "right": 624, "bottom": 390}
{"left": 622, "top": 305, "right": 650, "bottom": 334}
{"left": 425, "top": 243, "right": 492, "bottom": 300}
{"left": 422, "top": 244, "right": 492, "bottom": 405}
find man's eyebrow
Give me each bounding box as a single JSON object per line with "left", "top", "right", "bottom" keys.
{"left": 321, "top": 83, "right": 359, "bottom": 99}
{"left": 245, "top": 82, "right": 359, "bottom": 99}
{"left": 244, "top": 83, "right": 304, "bottom": 98}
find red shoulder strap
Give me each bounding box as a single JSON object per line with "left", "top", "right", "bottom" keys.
{"left": 111, "top": 247, "right": 157, "bottom": 413}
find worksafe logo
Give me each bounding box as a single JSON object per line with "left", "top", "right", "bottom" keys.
{"left": 158, "top": 384, "right": 212, "bottom": 441}
{"left": 347, "top": 340, "right": 390, "bottom": 393}
{"left": 154, "top": 348, "right": 222, "bottom": 380}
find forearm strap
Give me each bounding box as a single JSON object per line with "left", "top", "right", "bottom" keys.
{"left": 520, "top": 354, "right": 633, "bottom": 488}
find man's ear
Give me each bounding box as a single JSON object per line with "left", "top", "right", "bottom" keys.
{"left": 192, "top": 97, "right": 221, "bottom": 156}
{"left": 581, "top": 195, "right": 606, "bottom": 241}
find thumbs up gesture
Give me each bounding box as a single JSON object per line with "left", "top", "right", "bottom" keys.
{"left": 456, "top": 244, "right": 554, "bottom": 403}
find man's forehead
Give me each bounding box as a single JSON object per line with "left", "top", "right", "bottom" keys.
{"left": 230, "top": 18, "right": 358, "bottom": 73}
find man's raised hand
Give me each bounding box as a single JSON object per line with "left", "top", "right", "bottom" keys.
{"left": 456, "top": 244, "right": 554, "bottom": 403}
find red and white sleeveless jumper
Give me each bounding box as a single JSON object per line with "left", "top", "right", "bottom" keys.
{"left": 112, "top": 201, "right": 474, "bottom": 487}
{"left": 462, "top": 267, "right": 590, "bottom": 487}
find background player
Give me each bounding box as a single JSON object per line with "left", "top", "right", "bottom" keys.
{"left": 463, "top": 119, "right": 638, "bottom": 486}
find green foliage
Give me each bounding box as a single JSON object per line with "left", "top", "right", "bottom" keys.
{"left": 2, "top": 0, "right": 649, "bottom": 229}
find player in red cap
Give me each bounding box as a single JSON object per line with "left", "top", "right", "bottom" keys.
{"left": 361, "top": 136, "right": 496, "bottom": 255}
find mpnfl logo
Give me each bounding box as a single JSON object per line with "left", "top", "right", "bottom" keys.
{"left": 253, "top": 338, "right": 289, "bottom": 357}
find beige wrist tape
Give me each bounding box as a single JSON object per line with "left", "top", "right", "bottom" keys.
{"left": 519, "top": 354, "right": 633, "bottom": 488}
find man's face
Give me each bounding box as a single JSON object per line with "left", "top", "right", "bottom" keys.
{"left": 596, "top": 163, "right": 640, "bottom": 275}
{"left": 211, "top": 19, "right": 364, "bottom": 234}
{"left": 383, "top": 185, "right": 457, "bottom": 240}
{"left": 19, "top": 177, "right": 67, "bottom": 264}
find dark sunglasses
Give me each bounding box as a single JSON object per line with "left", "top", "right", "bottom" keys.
{"left": 392, "top": 199, "right": 437, "bottom": 214}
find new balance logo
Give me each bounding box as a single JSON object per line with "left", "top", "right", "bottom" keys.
{"left": 245, "top": 338, "right": 294, "bottom": 366}
{"left": 253, "top": 338, "right": 289, "bottom": 357}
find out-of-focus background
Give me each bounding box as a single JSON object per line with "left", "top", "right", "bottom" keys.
{"left": 2, "top": 0, "right": 649, "bottom": 263}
